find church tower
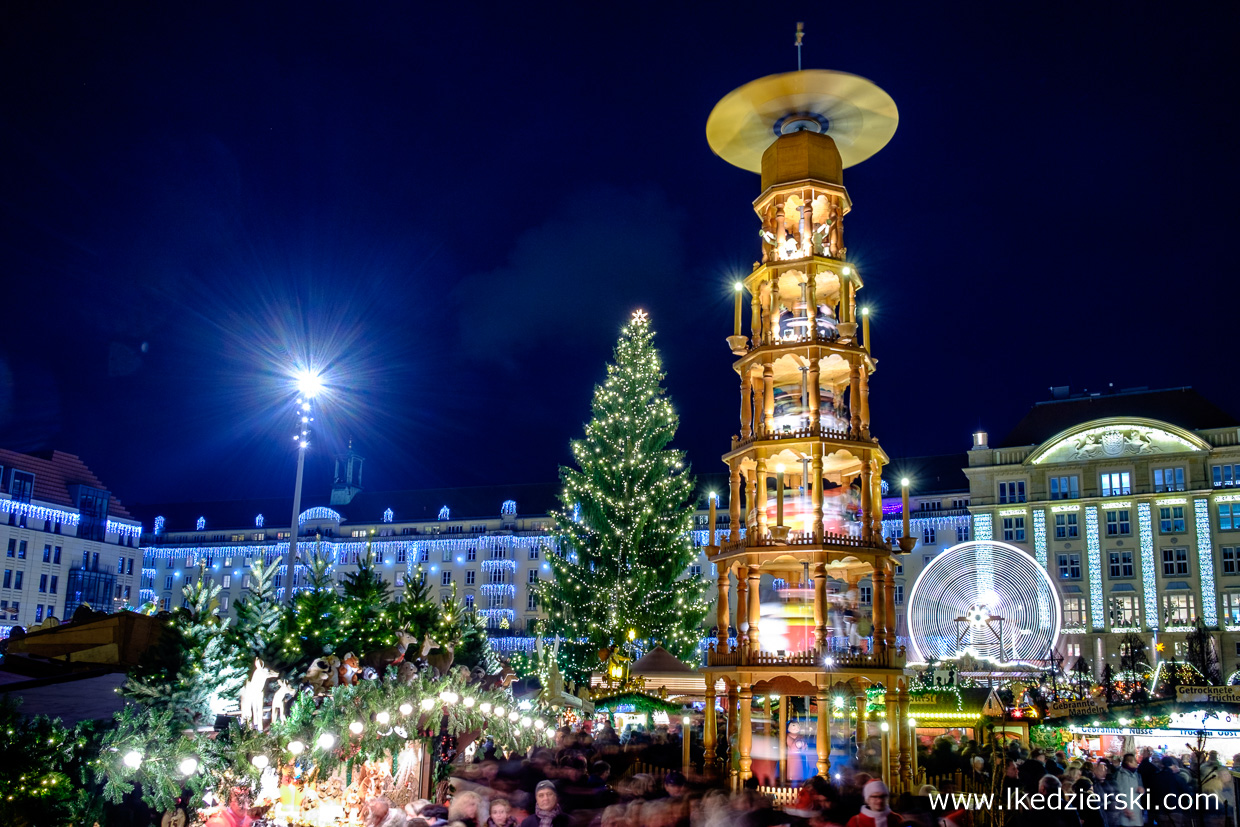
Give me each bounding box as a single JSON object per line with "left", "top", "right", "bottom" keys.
{"left": 330, "top": 440, "right": 365, "bottom": 505}
{"left": 700, "top": 68, "right": 917, "bottom": 790}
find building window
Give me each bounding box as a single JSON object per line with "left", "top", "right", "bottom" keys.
{"left": 464, "top": 594, "right": 474, "bottom": 609}
{"left": 38, "top": 574, "right": 47, "bottom": 593}
{"left": 956, "top": 525, "right": 969, "bottom": 543}
{"left": 922, "top": 526, "right": 936, "bottom": 545}
{"left": 1154, "top": 467, "right": 1186, "bottom": 493}
{"left": 895, "top": 563, "right": 903, "bottom": 575}
{"left": 467, "top": 548, "right": 477, "bottom": 561}
{"left": 222, "top": 575, "right": 231, "bottom": 588}
{"left": 1002, "top": 516, "right": 1026, "bottom": 542}
{"left": 49, "top": 575, "right": 57, "bottom": 594}
{"left": 527, "top": 569, "right": 538, "bottom": 584}
{"left": 1224, "top": 547, "right": 1240, "bottom": 575}
{"left": 923, "top": 554, "right": 933, "bottom": 566}
{"left": 1162, "top": 594, "right": 1194, "bottom": 625}
{"left": 529, "top": 547, "right": 540, "bottom": 560}
{"left": 5, "top": 540, "right": 11, "bottom": 557}
{"left": 165, "top": 575, "right": 173, "bottom": 590}
{"left": 1221, "top": 504, "right": 1238, "bottom": 531}
{"left": 1063, "top": 598, "right": 1086, "bottom": 627}
{"left": 527, "top": 592, "right": 538, "bottom": 611}
{"left": 1105, "top": 509, "right": 1132, "bottom": 537}
{"left": 1161, "top": 547, "right": 1189, "bottom": 576}
{"left": 1214, "top": 464, "right": 1240, "bottom": 487}
{"left": 2, "top": 570, "right": 9, "bottom": 589}
{"left": 1108, "top": 550, "right": 1134, "bottom": 578}
{"left": 42, "top": 545, "right": 51, "bottom": 563}
{"left": 998, "top": 481, "right": 1026, "bottom": 504}
{"left": 490, "top": 569, "right": 506, "bottom": 584}
{"left": 1159, "top": 506, "right": 1186, "bottom": 533}
{"left": 396, "top": 548, "right": 406, "bottom": 563}
{"left": 1110, "top": 594, "right": 1139, "bottom": 627}
{"left": 17, "top": 541, "right": 27, "bottom": 560}
{"left": 1054, "top": 513, "right": 1079, "bottom": 539}
{"left": 441, "top": 571, "right": 452, "bottom": 586}
{"left": 53, "top": 546, "right": 61, "bottom": 564}
{"left": 219, "top": 596, "right": 229, "bottom": 612}
{"left": 14, "top": 572, "right": 22, "bottom": 589}
{"left": 689, "top": 565, "right": 702, "bottom": 578}
{"left": 35, "top": 605, "right": 43, "bottom": 623}
{"left": 1057, "top": 554, "right": 1082, "bottom": 580}
{"left": 442, "top": 548, "right": 452, "bottom": 563}
{"left": 1222, "top": 593, "right": 1240, "bottom": 626}
{"left": 859, "top": 585, "right": 872, "bottom": 604}
{"left": 418, "top": 548, "right": 429, "bottom": 563}
{"left": 1100, "top": 472, "right": 1131, "bottom": 497}
{"left": 895, "top": 585, "right": 904, "bottom": 605}
{"left": 466, "top": 571, "right": 475, "bottom": 585}
{"left": 1049, "top": 476, "right": 1080, "bottom": 500}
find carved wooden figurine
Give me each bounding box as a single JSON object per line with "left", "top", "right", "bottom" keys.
{"left": 241, "top": 658, "right": 278, "bottom": 729}
{"left": 269, "top": 679, "right": 295, "bottom": 724}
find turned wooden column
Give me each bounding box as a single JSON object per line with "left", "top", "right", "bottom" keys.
{"left": 873, "top": 564, "right": 887, "bottom": 651}
{"left": 806, "top": 271, "right": 818, "bottom": 340}
{"left": 885, "top": 561, "right": 898, "bottom": 651}
{"left": 807, "top": 359, "right": 821, "bottom": 432}
{"left": 762, "top": 363, "right": 775, "bottom": 435}
{"left": 750, "top": 289, "right": 762, "bottom": 344}
{"left": 747, "top": 564, "right": 762, "bottom": 652}
{"left": 735, "top": 564, "right": 749, "bottom": 653}
{"left": 739, "top": 371, "right": 748, "bottom": 438}
{"left": 812, "top": 449, "right": 824, "bottom": 543}
{"left": 855, "top": 691, "right": 868, "bottom": 751}
{"left": 859, "top": 365, "right": 870, "bottom": 438}
{"left": 767, "top": 276, "right": 779, "bottom": 342}
{"left": 756, "top": 458, "right": 769, "bottom": 539}
{"left": 860, "top": 460, "right": 873, "bottom": 543}
{"left": 848, "top": 359, "right": 861, "bottom": 437}
{"left": 704, "top": 683, "right": 718, "bottom": 767}
{"left": 816, "top": 686, "right": 830, "bottom": 777}
{"left": 870, "top": 461, "right": 885, "bottom": 542}
{"left": 739, "top": 685, "right": 754, "bottom": 782}
{"left": 813, "top": 562, "right": 828, "bottom": 651}
{"left": 897, "top": 679, "right": 912, "bottom": 791}
{"left": 885, "top": 690, "right": 900, "bottom": 790}
{"left": 716, "top": 572, "right": 731, "bottom": 650}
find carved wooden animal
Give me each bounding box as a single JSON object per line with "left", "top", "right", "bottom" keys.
{"left": 270, "top": 679, "right": 295, "bottom": 724}
{"left": 303, "top": 655, "right": 340, "bottom": 692}
{"left": 425, "top": 640, "right": 455, "bottom": 677}
{"left": 360, "top": 630, "right": 417, "bottom": 674}
{"left": 480, "top": 660, "right": 518, "bottom": 691}
{"left": 397, "top": 661, "right": 418, "bottom": 686}
{"left": 338, "top": 652, "right": 361, "bottom": 686}
{"left": 240, "top": 658, "right": 278, "bottom": 729}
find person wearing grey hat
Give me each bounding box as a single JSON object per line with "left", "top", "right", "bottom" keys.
{"left": 519, "top": 781, "right": 569, "bottom": 827}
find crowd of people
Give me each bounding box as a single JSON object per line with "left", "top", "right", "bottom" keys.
{"left": 350, "top": 725, "right": 1240, "bottom": 827}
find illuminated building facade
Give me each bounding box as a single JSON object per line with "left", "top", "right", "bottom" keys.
{"left": 0, "top": 449, "right": 142, "bottom": 633}
{"left": 135, "top": 446, "right": 725, "bottom": 644}
{"left": 964, "top": 386, "right": 1240, "bottom": 675}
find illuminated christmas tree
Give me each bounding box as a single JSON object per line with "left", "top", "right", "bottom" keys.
{"left": 539, "top": 311, "right": 708, "bottom": 682}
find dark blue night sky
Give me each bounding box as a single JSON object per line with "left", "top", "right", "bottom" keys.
{"left": 1, "top": 2, "right": 1237, "bottom": 507}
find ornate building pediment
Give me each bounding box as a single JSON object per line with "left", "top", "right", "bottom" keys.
{"left": 1026, "top": 418, "right": 1209, "bottom": 465}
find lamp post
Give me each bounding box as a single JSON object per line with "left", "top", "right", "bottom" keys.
{"left": 283, "top": 369, "right": 323, "bottom": 604}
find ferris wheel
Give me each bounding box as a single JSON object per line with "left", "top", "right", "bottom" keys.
{"left": 906, "top": 540, "right": 1061, "bottom": 664}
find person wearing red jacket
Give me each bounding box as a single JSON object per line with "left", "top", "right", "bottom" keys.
{"left": 846, "top": 780, "right": 902, "bottom": 827}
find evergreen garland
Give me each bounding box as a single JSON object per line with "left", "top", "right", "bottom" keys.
{"left": 537, "top": 311, "right": 708, "bottom": 682}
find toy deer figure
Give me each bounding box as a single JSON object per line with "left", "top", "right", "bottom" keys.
{"left": 269, "top": 679, "right": 295, "bottom": 724}
{"left": 241, "top": 658, "right": 278, "bottom": 729}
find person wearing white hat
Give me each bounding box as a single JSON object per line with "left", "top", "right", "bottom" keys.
{"left": 846, "top": 780, "right": 900, "bottom": 827}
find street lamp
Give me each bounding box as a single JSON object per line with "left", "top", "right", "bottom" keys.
{"left": 283, "top": 369, "right": 322, "bottom": 603}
